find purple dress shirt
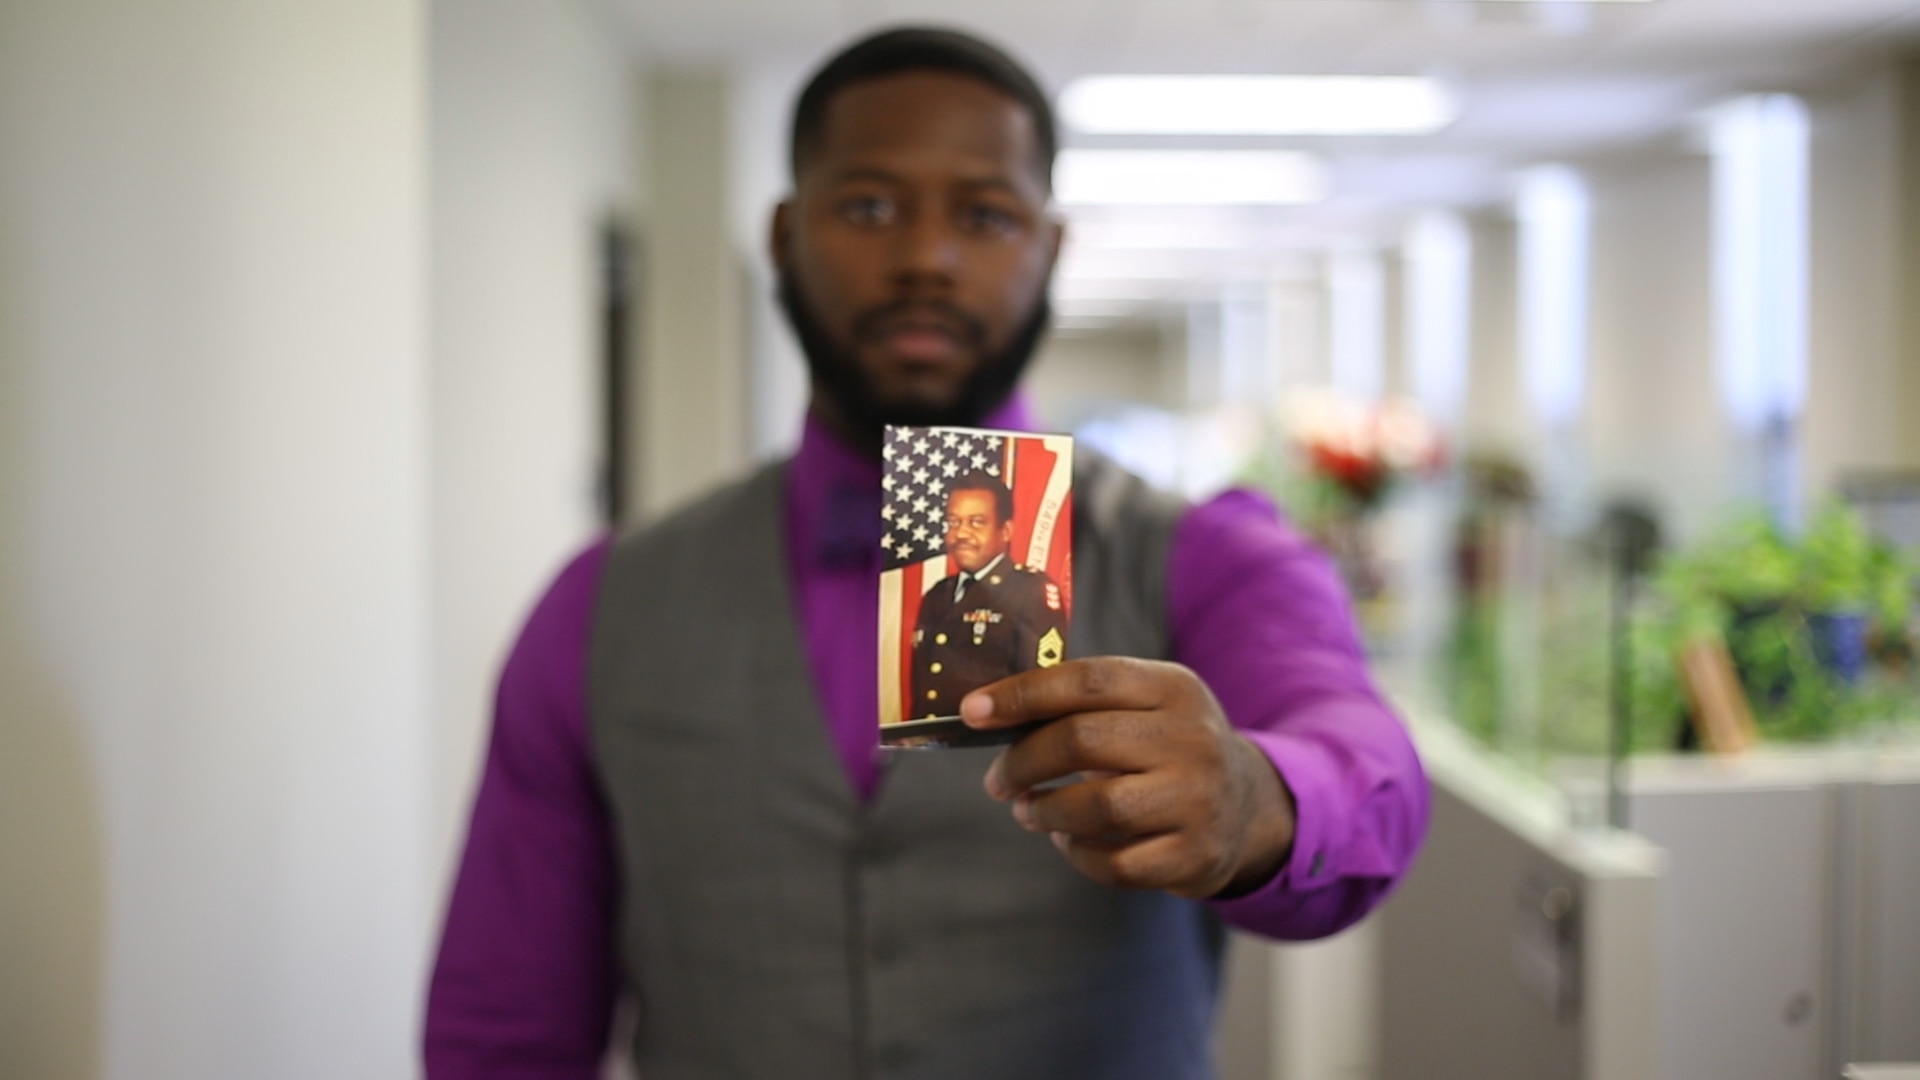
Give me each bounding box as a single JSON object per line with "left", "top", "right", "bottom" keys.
{"left": 423, "top": 399, "right": 1430, "bottom": 1077}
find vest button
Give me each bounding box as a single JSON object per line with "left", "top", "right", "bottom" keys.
{"left": 870, "top": 934, "right": 903, "bottom": 965}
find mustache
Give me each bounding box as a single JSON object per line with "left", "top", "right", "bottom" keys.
{"left": 774, "top": 267, "right": 1052, "bottom": 444}
{"left": 852, "top": 300, "right": 987, "bottom": 350}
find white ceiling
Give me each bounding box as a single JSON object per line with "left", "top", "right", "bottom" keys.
{"left": 619, "top": 0, "right": 1920, "bottom": 97}
{"left": 617, "top": 0, "right": 1920, "bottom": 321}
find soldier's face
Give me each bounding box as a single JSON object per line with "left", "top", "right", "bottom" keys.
{"left": 772, "top": 71, "right": 1061, "bottom": 444}
{"left": 944, "top": 488, "right": 1011, "bottom": 574}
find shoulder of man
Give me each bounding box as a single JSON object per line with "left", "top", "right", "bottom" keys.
{"left": 918, "top": 575, "right": 961, "bottom": 615}
{"left": 1000, "top": 563, "right": 1064, "bottom": 610}
{"left": 606, "top": 463, "right": 779, "bottom": 567}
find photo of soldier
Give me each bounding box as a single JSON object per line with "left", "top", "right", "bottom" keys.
{"left": 877, "top": 424, "right": 1073, "bottom": 746}
{"left": 909, "top": 469, "right": 1067, "bottom": 722}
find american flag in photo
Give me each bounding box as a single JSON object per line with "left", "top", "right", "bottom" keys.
{"left": 877, "top": 425, "right": 1074, "bottom": 726}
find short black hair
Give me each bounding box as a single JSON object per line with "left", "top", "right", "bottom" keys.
{"left": 948, "top": 469, "right": 1015, "bottom": 524}
{"left": 789, "top": 26, "right": 1057, "bottom": 189}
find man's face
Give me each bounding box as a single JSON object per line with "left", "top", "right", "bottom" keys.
{"left": 944, "top": 488, "right": 1010, "bottom": 574}
{"left": 773, "top": 70, "right": 1061, "bottom": 444}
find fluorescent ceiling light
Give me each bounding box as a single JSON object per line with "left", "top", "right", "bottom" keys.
{"left": 1055, "top": 150, "right": 1329, "bottom": 207}
{"left": 1061, "top": 76, "right": 1456, "bottom": 137}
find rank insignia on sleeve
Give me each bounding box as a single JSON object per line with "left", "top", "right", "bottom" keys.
{"left": 1044, "top": 583, "right": 1061, "bottom": 611}
{"left": 1036, "top": 627, "right": 1064, "bottom": 668}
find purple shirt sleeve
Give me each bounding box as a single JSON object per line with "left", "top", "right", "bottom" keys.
{"left": 1170, "top": 490, "right": 1431, "bottom": 940}
{"left": 424, "top": 540, "right": 618, "bottom": 1078}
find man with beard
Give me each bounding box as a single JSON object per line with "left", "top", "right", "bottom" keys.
{"left": 425, "top": 26, "right": 1429, "bottom": 1080}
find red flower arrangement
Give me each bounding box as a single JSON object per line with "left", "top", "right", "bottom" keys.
{"left": 1284, "top": 392, "right": 1448, "bottom": 511}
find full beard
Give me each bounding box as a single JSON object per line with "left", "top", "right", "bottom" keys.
{"left": 775, "top": 271, "right": 1052, "bottom": 447}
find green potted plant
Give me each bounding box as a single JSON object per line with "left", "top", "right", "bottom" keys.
{"left": 1630, "top": 502, "right": 1916, "bottom": 748}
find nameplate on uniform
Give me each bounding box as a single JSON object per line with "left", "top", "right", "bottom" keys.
{"left": 876, "top": 424, "right": 1074, "bottom": 749}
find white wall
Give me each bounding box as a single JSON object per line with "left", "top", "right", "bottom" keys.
{"left": 0, "top": 2, "right": 431, "bottom": 1077}
{"left": 429, "top": 0, "right": 638, "bottom": 879}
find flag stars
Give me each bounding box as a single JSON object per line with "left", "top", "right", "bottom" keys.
{"left": 880, "top": 426, "right": 1022, "bottom": 568}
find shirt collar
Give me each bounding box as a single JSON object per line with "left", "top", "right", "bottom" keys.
{"left": 965, "top": 553, "right": 1007, "bottom": 581}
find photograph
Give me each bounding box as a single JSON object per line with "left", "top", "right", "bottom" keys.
{"left": 878, "top": 425, "right": 1073, "bottom": 747}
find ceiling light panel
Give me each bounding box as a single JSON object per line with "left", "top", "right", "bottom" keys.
{"left": 1054, "top": 149, "right": 1330, "bottom": 206}
{"left": 1060, "top": 75, "right": 1458, "bottom": 137}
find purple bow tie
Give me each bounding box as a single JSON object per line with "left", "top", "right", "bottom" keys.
{"left": 815, "top": 482, "right": 881, "bottom": 569}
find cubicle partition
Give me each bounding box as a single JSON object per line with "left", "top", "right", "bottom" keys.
{"left": 1379, "top": 720, "right": 1664, "bottom": 1080}
{"left": 1601, "top": 749, "right": 1920, "bottom": 1078}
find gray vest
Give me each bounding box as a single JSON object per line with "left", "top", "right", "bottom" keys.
{"left": 588, "top": 451, "right": 1225, "bottom": 1080}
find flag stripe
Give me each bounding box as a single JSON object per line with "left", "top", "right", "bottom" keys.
{"left": 1026, "top": 436, "right": 1074, "bottom": 616}
{"left": 878, "top": 567, "right": 904, "bottom": 726}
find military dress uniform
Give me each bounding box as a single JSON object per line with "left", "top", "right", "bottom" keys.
{"left": 910, "top": 558, "right": 1068, "bottom": 718}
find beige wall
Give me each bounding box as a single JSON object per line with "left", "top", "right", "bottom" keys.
{"left": 0, "top": 1, "right": 432, "bottom": 1076}
{"left": 428, "top": 0, "right": 638, "bottom": 883}
{"left": 1462, "top": 214, "right": 1527, "bottom": 457}
{"left": 1026, "top": 323, "right": 1176, "bottom": 427}
{"left": 637, "top": 71, "right": 753, "bottom": 518}
{"left": 0, "top": 0, "right": 644, "bottom": 1075}
{"left": 731, "top": 59, "right": 816, "bottom": 461}
{"left": 1901, "top": 56, "right": 1920, "bottom": 469}
{"left": 1803, "top": 63, "right": 1913, "bottom": 502}
{"left": 1582, "top": 147, "right": 1729, "bottom": 541}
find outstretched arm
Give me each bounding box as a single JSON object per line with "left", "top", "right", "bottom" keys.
{"left": 960, "top": 491, "right": 1428, "bottom": 940}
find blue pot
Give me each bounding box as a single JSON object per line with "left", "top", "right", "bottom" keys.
{"left": 1807, "top": 611, "right": 1870, "bottom": 686}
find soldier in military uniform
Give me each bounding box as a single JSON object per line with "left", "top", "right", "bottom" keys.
{"left": 911, "top": 470, "right": 1067, "bottom": 719}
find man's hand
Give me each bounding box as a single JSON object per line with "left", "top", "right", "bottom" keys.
{"left": 960, "top": 657, "right": 1297, "bottom": 900}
